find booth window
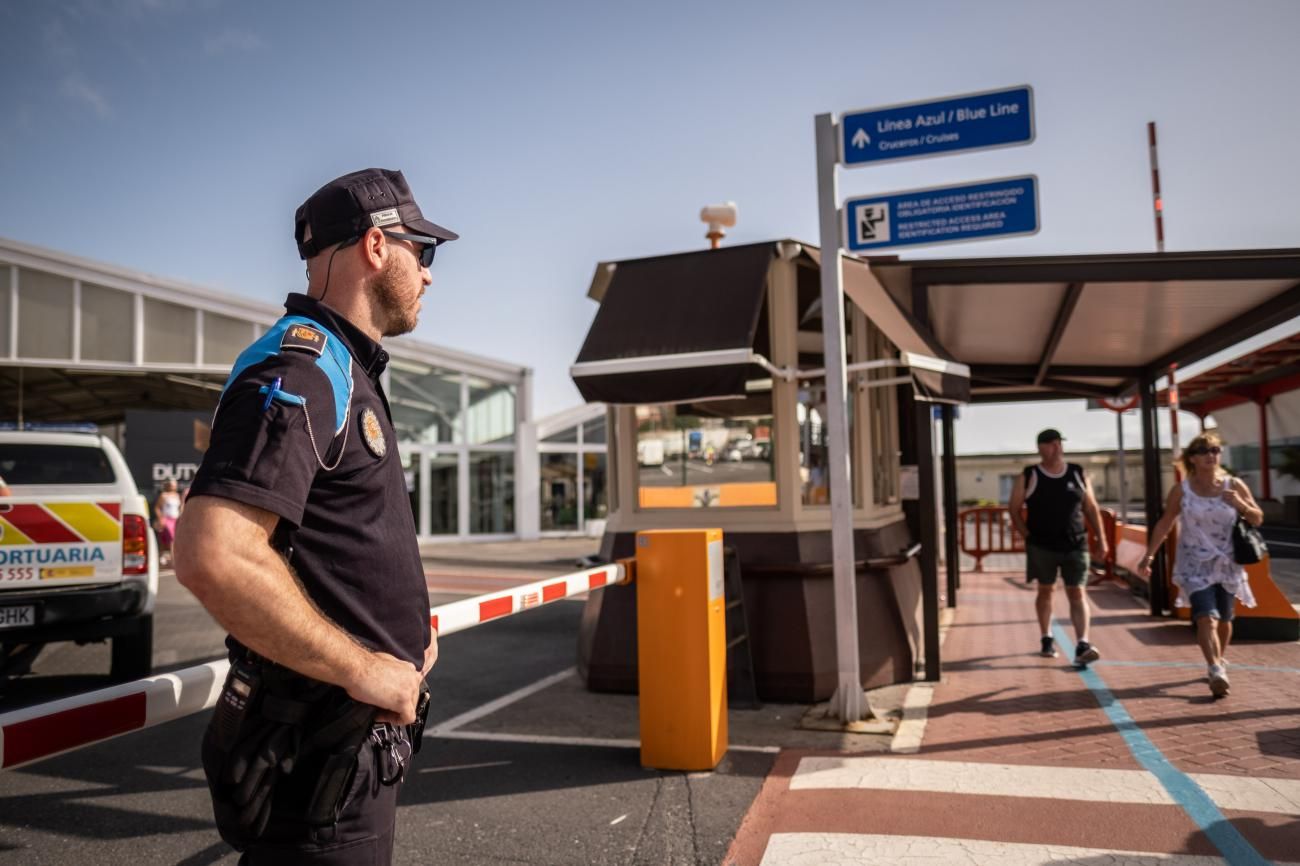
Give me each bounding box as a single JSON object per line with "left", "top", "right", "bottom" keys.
{"left": 793, "top": 269, "right": 861, "bottom": 507}
{"left": 585, "top": 452, "right": 608, "bottom": 520}
{"left": 635, "top": 396, "right": 775, "bottom": 509}
{"left": 798, "top": 383, "right": 857, "bottom": 507}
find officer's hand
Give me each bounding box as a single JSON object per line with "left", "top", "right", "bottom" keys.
{"left": 350, "top": 651, "right": 422, "bottom": 725}
{"left": 422, "top": 631, "right": 439, "bottom": 676}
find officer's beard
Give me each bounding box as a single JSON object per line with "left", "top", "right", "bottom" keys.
{"left": 370, "top": 258, "right": 419, "bottom": 338}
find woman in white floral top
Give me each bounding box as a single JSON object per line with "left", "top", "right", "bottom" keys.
{"left": 1138, "top": 431, "right": 1263, "bottom": 698}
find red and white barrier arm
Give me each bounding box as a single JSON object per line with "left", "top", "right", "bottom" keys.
{"left": 430, "top": 561, "right": 626, "bottom": 636}
{"left": 0, "top": 560, "right": 631, "bottom": 771}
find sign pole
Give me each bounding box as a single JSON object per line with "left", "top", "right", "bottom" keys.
{"left": 815, "top": 112, "right": 865, "bottom": 723}
{"left": 1117, "top": 410, "right": 1128, "bottom": 524}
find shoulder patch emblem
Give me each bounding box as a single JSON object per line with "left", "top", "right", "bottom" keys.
{"left": 360, "top": 408, "right": 387, "bottom": 459}
{"left": 281, "top": 324, "right": 326, "bottom": 356}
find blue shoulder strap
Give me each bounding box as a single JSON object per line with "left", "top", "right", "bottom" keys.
{"left": 221, "top": 315, "right": 354, "bottom": 433}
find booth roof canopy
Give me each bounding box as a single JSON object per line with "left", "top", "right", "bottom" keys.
{"left": 572, "top": 240, "right": 969, "bottom": 406}
{"left": 871, "top": 247, "right": 1300, "bottom": 403}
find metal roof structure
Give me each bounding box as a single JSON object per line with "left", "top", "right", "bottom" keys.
{"left": 0, "top": 236, "right": 528, "bottom": 424}
{"left": 1171, "top": 331, "right": 1300, "bottom": 417}
{"left": 870, "top": 248, "right": 1300, "bottom": 403}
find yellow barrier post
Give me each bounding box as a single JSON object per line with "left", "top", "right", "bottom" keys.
{"left": 635, "top": 528, "right": 728, "bottom": 771}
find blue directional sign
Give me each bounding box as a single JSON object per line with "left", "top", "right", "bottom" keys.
{"left": 840, "top": 86, "right": 1034, "bottom": 166}
{"left": 843, "top": 176, "right": 1039, "bottom": 253}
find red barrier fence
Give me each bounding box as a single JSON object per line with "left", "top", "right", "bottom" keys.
{"left": 957, "top": 507, "right": 1024, "bottom": 572}
{"left": 957, "top": 506, "right": 1120, "bottom": 580}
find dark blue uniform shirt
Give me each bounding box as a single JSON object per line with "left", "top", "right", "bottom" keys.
{"left": 190, "top": 293, "right": 429, "bottom": 667}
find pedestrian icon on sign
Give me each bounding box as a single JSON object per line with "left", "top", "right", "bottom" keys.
{"left": 856, "top": 204, "right": 889, "bottom": 245}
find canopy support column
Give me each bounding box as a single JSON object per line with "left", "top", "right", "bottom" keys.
{"left": 941, "top": 404, "right": 959, "bottom": 606}
{"left": 1140, "top": 379, "right": 1168, "bottom": 616}
{"left": 1259, "top": 398, "right": 1272, "bottom": 501}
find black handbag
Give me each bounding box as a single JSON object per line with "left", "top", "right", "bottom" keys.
{"left": 1231, "top": 517, "right": 1267, "bottom": 565}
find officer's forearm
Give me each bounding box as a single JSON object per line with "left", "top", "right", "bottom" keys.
{"left": 175, "top": 505, "right": 370, "bottom": 691}
{"left": 193, "top": 551, "right": 368, "bottom": 689}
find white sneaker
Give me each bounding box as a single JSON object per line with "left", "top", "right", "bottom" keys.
{"left": 1208, "top": 664, "right": 1230, "bottom": 698}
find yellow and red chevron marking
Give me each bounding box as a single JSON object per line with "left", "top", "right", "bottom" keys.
{"left": 0, "top": 502, "right": 121, "bottom": 546}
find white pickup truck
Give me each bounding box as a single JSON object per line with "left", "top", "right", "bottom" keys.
{"left": 0, "top": 430, "right": 158, "bottom": 680}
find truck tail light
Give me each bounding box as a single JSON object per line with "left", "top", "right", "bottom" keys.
{"left": 123, "top": 514, "right": 149, "bottom": 575}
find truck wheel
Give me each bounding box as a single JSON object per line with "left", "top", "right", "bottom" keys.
{"left": 110, "top": 614, "right": 154, "bottom": 681}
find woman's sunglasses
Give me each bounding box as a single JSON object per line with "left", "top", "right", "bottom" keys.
{"left": 1186, "top": 445, "right": 1222, "bottom": 456}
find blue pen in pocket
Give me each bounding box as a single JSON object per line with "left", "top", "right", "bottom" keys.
{"left": 263, "top": 377, "right": 282, "bottom": 411}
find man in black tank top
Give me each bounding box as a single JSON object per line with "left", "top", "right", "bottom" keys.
{"left": 1008, "top": 428, "right": 1109, "bottom": 665}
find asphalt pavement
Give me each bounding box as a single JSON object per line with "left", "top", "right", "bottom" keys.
{"left": 0, "top": 541, "right": 803, "bottom": 865}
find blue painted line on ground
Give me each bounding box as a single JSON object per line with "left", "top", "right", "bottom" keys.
{"left": 1094, "top": 659, "right": 1300, "bottom": 674}
{"left": 1051, "top": 621, "right": 1271, "bottom": 866}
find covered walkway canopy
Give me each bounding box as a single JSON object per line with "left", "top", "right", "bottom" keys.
{"left": 1167, "top": 331, "right": 1300, "bottom": 501}
{"left": 869, "top": 246, "right": 1300, "bottom": 617}
{"left": 869, "top": 247, "right": 1300, "bottom": 404}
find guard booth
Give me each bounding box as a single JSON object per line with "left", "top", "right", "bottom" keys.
{"left": 569, "top": 240, "right": 968, "bottom": 701}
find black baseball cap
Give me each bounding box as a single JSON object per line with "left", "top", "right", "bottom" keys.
{"left": 1036, "top": 428, "right": 1065, "bottom": 445}
{"left": 294, "top": 168, "right": 458, "bottom": 260}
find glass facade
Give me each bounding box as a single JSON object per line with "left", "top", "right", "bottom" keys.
{"left": 389, "top": 360, "right": 462, "bottom": 444}
{"left": 389, "top": 363, "right": 521, "bottom": 539}
{"left": 541, "top": 453, "right": 580, "bottom": 530}
{"left": 584, "top": 452, "right": 608, "bottom": 521}
{"left": 471, "top": 451, "right": 515, "bottom": 534}
{"left": 467, "top": 376, "right": 516, "bottom": 445}
{"left": 427, "top": 452, "right": 458, "bottom": 535}
{"left": 536, "top": 406, "right": 609, "bottom": 535}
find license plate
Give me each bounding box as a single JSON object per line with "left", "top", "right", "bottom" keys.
{"left": 0, "top": 606, "right": 35, "bottom": 628}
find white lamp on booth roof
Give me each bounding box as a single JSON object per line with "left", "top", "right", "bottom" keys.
{"left": 700, "top": 202, "right": 737, "bottom": 249}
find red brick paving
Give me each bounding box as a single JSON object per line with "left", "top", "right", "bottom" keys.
{"left": 726, "top": 565, "right": 1300, "bottom": 864}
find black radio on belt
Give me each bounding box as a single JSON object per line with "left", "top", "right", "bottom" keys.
{"left": 210, "top": 660, "right": 262, "bottom": 752}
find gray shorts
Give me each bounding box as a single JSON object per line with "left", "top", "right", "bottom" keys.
{"left": 1026, "top": 541, "right": 1089, "bottom": 587}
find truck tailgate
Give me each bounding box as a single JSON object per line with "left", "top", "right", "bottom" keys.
{"left": 0, "top": 496, "right": 125, "bottom": 589}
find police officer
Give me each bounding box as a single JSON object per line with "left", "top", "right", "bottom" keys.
{"left": 1008, "top": 428, "right": 1109, "bottom": 665}
{"left": 175, "top": 168, "right": 455, "bottom": 863}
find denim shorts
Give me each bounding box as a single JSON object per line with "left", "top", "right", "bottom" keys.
{"left": 1188, "top": 584, "right": 1236, "bottom": 622}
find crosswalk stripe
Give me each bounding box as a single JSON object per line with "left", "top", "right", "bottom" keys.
{"left": 789, "top": 756, "right": 1300, "bottom": 816}
{"left": 758, "top": 833, "right": 1300, "bottom": 866}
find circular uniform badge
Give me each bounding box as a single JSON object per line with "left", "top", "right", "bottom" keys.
{"left": 360, "top": 408, "right": 387, "bottom": 459}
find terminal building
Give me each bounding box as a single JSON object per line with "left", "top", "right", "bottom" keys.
{"left": 0, "top": 235, "right": 546, "bottom": 542}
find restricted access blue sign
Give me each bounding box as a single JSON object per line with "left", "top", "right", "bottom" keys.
{"left": 840, "top": 86, "right": 1034, "bottom": 166}
{"left": 843, "top": 176, "right": 1039, "bottom": 253}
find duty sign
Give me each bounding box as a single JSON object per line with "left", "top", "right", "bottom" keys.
{"left": 840, "top": 85, "right": 1034, "bottom": 166}
{"left": 844, "top": 176, "right": 1039, "bottom": 253}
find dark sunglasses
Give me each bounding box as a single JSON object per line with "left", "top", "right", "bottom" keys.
{"left": 1187, "top": 445, "right": 1222, "bottom": 456}
{"left": 382, "top": 230, "right": 438, "bottom": 268}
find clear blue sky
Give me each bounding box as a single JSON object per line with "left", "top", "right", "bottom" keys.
{"left": 3, "top": 0, "right": 1298, "bottom": 452}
